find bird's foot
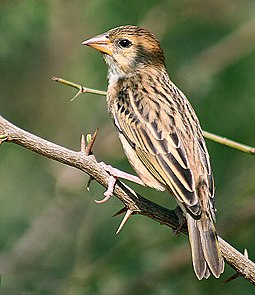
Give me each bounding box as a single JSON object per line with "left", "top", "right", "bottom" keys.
{"left": 95, "top": 174, "right": 117, "bottom": 204}
{"left": 95, "top": 162, "right": 144, "bottom": 204}
{"left": 101, "top": 163, "right": 144, "bottom": 185}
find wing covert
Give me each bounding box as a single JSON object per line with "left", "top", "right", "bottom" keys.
{"left": 112, "top": 88, "right": 200, "bottom": 209}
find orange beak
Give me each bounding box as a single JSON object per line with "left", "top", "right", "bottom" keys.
{"left": 82, "top": 33, "right": 112, "bottom": 55}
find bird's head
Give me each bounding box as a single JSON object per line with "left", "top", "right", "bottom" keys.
{"left": 82, "top": 25, "right": 165, "bottom": 81}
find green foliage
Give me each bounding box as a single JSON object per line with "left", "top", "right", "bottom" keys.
{"left": 0, "top": 1, "right": 49, "bottom": 69}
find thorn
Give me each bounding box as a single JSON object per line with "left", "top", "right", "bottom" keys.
{"left": 243, "top": 248, "right": 249, "bottom": 259}
{"left": 81, "top": 134, "right": 86, "bottom": 153}
{"left": 224, "top": 272, "right": 241, "bottom": 284}
{"left": 70, "top": 89, "right": 82, "bottom": 101}
{"left": 85, "top": 128, "right": 99, "bottom": 156}
{"left": 116, "top": 209, "right": 133, "bottom": 235}
{"left": 86, "top": 176, "right": 94, "bottom": 191}
{"left": 113, "top": 207, "right": 127, "bottom": 217}
{"left": 224, "top": 248, "right": 249, "bottom": 284}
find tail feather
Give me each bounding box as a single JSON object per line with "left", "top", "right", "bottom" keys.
{"left": 186, "top": 214, "right": 224, "bottom": 280}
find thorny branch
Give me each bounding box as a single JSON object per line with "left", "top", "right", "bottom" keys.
{"left": 0, "top": 115, "right": 255, "bottom": 284}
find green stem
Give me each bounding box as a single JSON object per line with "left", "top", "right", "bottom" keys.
{"left": 52, "top": 77, "right": 107, "bottom": 96}
{"left": 52, "top": 77, "right": 255, "bottom": 156}
{"left": 203, "top": 131, "right": 255, "bottom": 156}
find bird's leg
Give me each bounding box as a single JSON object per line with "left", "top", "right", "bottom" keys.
{"left": 95, "top": 162, "right": 145, "bottom": 204}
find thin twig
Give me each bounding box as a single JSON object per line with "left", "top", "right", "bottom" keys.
{"left": 51, "top": 77, "right": 107, "bottom": 96}
{"left": 52, "top": 77, "right": 255, "bottom": 156}
{"left": 1, "top": 115, "right": 255, "bottom": 284}
{"left": 203, "top": 131, "right": 255, "bottom": 156}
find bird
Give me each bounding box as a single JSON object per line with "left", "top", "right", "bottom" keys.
{"left": 82, "top": 25, "right": 224, "bottom": 280}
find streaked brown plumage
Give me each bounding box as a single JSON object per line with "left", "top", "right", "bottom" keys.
{"left": 82, "top": 25, "right": 224, "bottom": 279}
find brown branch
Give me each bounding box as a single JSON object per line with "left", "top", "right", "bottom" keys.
{"left": 0, "top": 115, "right": 255, "bottom": 284}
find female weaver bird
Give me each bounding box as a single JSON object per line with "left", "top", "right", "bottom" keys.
{"left": 82, "top": 25, "right": 224, "bottom": 279}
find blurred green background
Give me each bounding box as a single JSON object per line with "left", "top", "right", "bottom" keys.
{"left": 1, "top": 0, "right": 255, "bottom": 294}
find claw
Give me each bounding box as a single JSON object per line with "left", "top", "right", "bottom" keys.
{"left": 95, "top": 175, "right": 117, "bottom": 203}
{"left": 96, "top": 162, "right": 144, "bottom": 205}
{"left": 95, "top": 195, "right": 112, "bottom": 204}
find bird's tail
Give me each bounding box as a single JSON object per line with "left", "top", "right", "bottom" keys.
{"left": 186, "top": 213, "right": 224, "bottom": 279}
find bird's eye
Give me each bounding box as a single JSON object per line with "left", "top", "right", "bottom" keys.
{"left": 118, "top": 39, "right": 132, "bottom": 48}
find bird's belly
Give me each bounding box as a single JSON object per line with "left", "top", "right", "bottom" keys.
{"left": 118, "top": 133, "right": 165, "bottom": 191}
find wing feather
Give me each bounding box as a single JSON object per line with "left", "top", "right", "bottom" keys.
{"left": 109, "top": 76, "right": 213, "bottom": 217}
